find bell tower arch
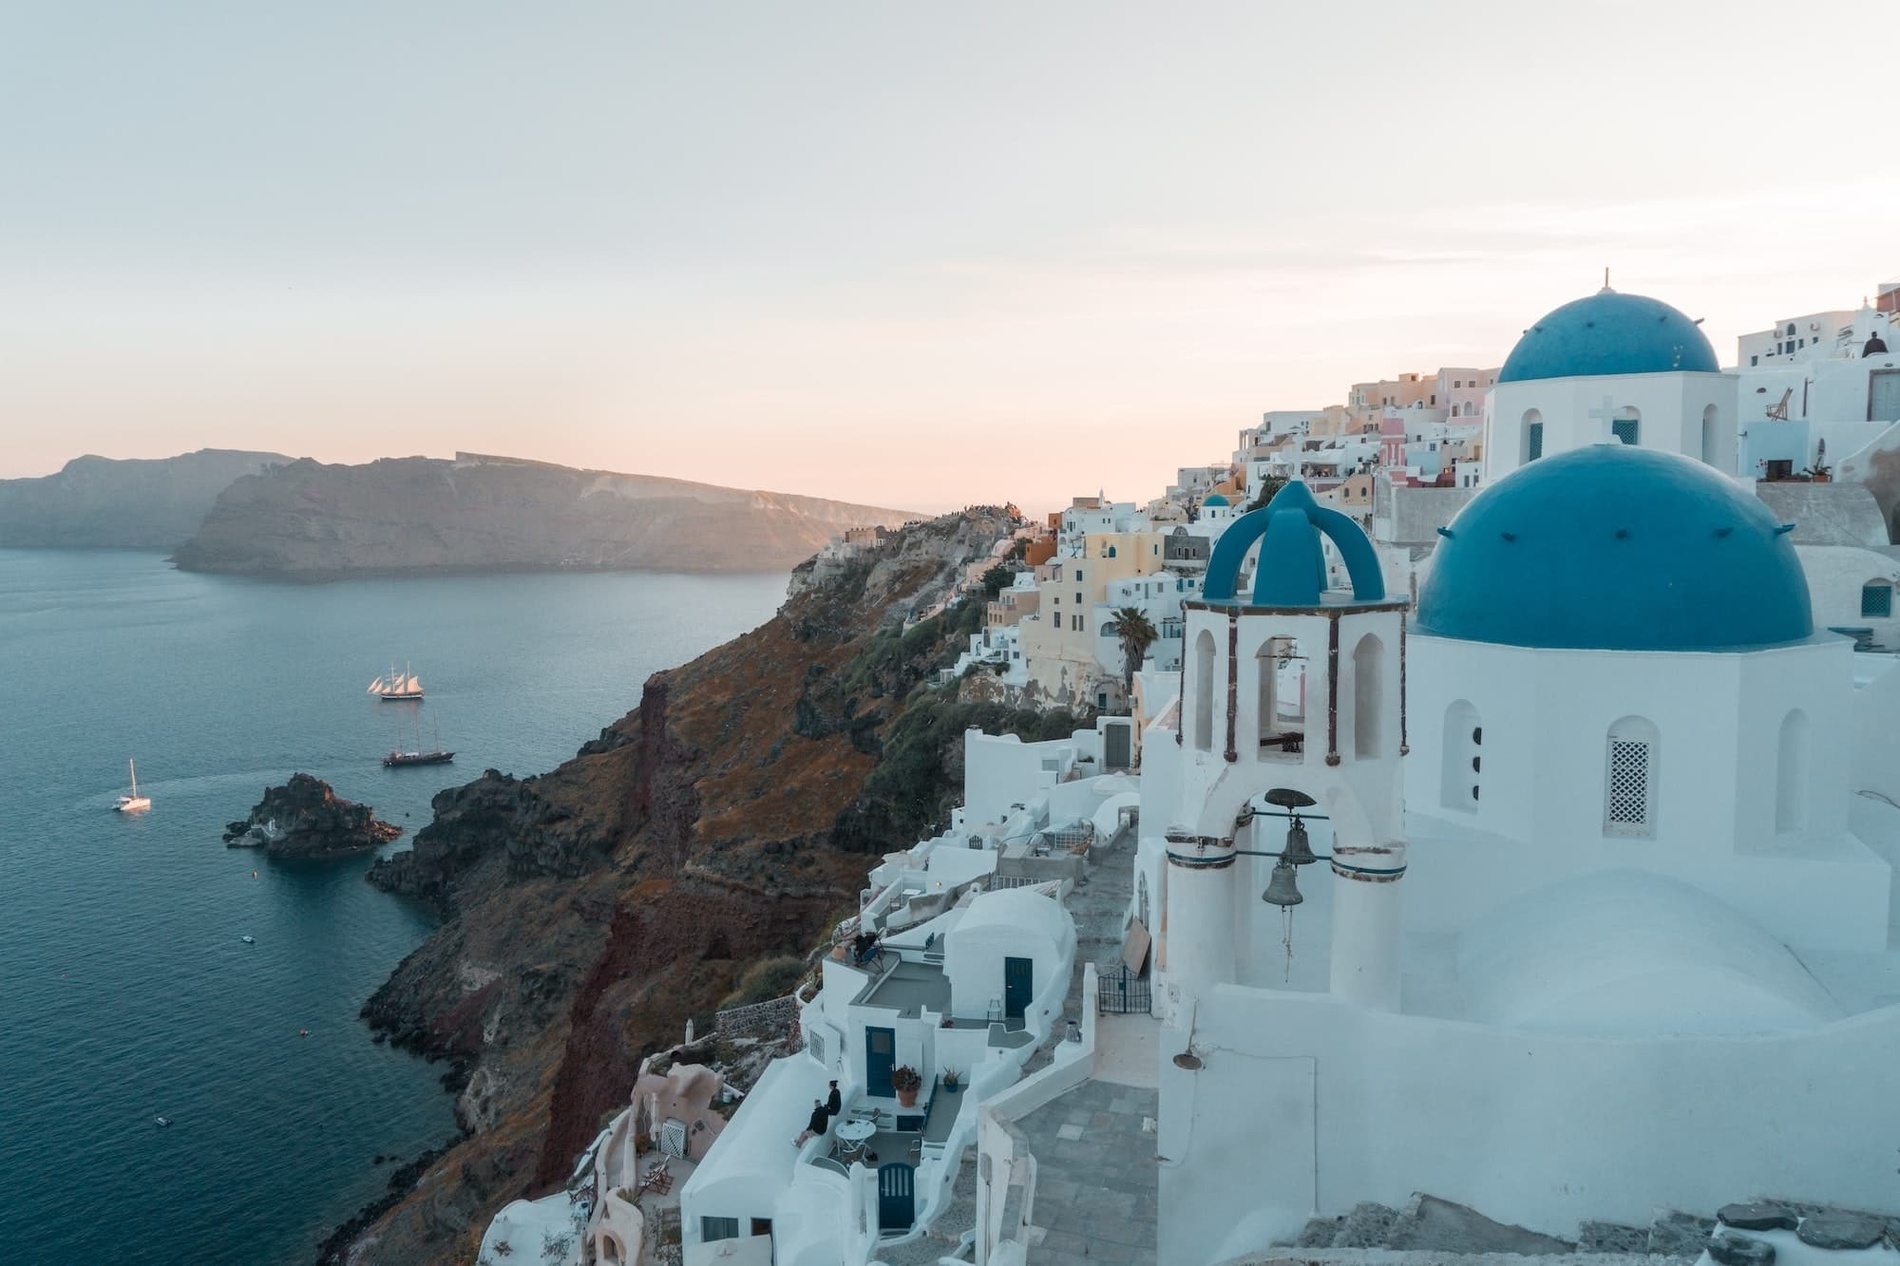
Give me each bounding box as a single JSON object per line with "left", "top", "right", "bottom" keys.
{"left": 1164, "top": 481, "right": 1411, "bottom": 1013}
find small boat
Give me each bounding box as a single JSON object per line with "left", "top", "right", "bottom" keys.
{"left": 240, "top": 935, "right": 255, "bottom": 944}
{"left": 115, "top": 759, "right": 151, "bottom": 813}
{"left": 384, "top": 714, "right": 454, "bottom": 768}
{"left": 154, "top": 1115, "right": 171, "bottom": 1127}
{"left": 367, "top": 662, "right": 425, "bottom": 701}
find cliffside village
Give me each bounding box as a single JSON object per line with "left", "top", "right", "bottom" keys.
{"left": 478, "top": 276, "right": 1900, "bottom": 1266}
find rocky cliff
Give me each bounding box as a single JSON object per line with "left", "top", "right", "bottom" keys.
{"left": 327, "top": 507, "right": 1093, "bottom": 1265}
{"left": 0, "top": 449, "right": 288, "bottom": 549}
{"left": 223, "top": 773, "right": 403, "bottom": 859}
{"left": 173, "top": 451, "right": 922, "bottom": 577}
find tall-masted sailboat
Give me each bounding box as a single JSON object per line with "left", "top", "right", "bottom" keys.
{"left": 384, "top": 714, "right": 455, "bottom": 768}
{"left": 115, "top": 759, "right": 151, "bottom": 813}
{"left": 367, "top": 662, "right": 425, "bottom": 701}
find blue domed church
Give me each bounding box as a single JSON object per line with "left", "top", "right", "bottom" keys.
{"left": 1487, "top": 285, "right": 1738, "bottom": 478}
{"left": 1152, "top": 291, "right": 1900, "bottom": 1266}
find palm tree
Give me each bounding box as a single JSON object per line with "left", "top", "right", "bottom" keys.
{"left": 1112, "top": 607, "right": 1159, "bottom": 690}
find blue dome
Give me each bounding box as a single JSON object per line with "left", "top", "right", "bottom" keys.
{"left": 1417, "top": 446, "right": 1812, "bottom": 652}
{"left": 1204, "top": 481, "right": 1385, "bottom": 606}
{"left": 1498, "top": 290, "right": 1720, "bottom": 383}
{"left": 1202, "top": 493, "right": 1230, "bottom": 507}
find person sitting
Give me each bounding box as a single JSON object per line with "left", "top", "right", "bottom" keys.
{"left": 852, "top": 931, "right": 879, "bottom": 965}
{"left": 793, "top": 1098, "right": 830, "bottom": 1146}
{"left": 1865, "top": 330, "right": 1890, "bottom": 357}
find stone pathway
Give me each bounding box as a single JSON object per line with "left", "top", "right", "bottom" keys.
{"left": 1016, "top": 1077, "right": 1159, "bottom": 1265}
{"left": 1023, "top": 825, "right": 1137, "bottom": 1077}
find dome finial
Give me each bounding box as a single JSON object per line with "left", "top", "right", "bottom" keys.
{"left": 1600, "top": 266, "right": 1614, "bottom": 295}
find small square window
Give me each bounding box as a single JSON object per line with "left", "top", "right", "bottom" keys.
{"left": 1862, "top": 584, "right": 1892, "bottom": 618}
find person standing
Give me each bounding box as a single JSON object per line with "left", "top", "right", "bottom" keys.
{"left": 825, "top": 1080, "right": 842, "bottom": 1117}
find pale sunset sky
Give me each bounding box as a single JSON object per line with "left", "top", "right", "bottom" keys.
{"left": 3, "top": 1, "right": 1897, "bottom": 512}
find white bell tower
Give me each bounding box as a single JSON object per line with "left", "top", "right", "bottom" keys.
{"left": 1162, "top": 481, "right": 1410, "bottom": 1013}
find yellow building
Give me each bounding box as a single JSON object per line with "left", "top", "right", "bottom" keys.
{"left": 1018, "top": 530, "right": 1171, "bottom": 709}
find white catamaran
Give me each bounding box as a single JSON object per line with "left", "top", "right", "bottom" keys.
{"left": 368, "top": 662, "right": 425, "bottom": 701}
{"left": 115, "top": 759, "right": 150, "bottom": 813}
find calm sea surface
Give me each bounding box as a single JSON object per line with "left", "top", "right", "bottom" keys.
{"left": 0, "top": 551, "right": 785, "bottom": 1264}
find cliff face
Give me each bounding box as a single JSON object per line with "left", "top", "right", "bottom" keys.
{"left": 173, "top": 452, "right": 922, "bottom": 577}
{"left": 332, "top": 508, "right": 1024, "bottom": 1265}
{"left": 0, "top": 449, "right": 288, "bottom": 549}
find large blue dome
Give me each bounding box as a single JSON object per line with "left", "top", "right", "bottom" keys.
{"left": 1498, "top": 290, "right": 1720, "bottom": 383}
{"left": 1417, "top": 446, "right": 1812, "bottom": 652}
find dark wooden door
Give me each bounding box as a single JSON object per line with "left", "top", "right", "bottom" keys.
{"left": 878, "top": 1162, "right": 915, "bottom": 1231}
{"left": 865, "top": 1026, "right": 895, "bottom": 1098}
{"left": 1004, "top": 956, "right": 1033, "bottom": 1019}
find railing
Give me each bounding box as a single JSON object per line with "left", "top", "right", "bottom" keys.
{"left": 988, "top": 875, "right": 1060, "bottom": 892}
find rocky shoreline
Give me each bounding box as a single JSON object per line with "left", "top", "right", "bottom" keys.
{"left": 315, "top": 508, "right": 1024, "bottom": 1264}
{"left": 222, "top": 773, "right": 402, "bottom": 860}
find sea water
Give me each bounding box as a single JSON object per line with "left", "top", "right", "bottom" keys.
{"left": 0, "top": 551, "right": 785, "bottom": 1263}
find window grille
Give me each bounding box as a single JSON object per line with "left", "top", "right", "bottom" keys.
{"left": 1606, "top": 738, "right": 1652, "bottom": 833}
{"left": 1861, "top": 584, "right": 1892, "bottom": 618}
{"left": 1526, "top": 422, "right": 1543, "bottom": 461}
{"left": 1612, "top": 418, "right": 1640, "bottom": 446}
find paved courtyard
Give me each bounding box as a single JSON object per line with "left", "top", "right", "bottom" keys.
{"left": 1017, "top": 1076, "right": 1158, "bottom": 1265}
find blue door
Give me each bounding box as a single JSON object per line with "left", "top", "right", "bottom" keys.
{"left": 878, "top": 1162, "right": 915, "bottom": 1231}
{"left": 1003, "top": 956, "right": 1032, "bottom": 1020}
{"left": 866, "top": 1026, "right": 895, "bottom": 1098}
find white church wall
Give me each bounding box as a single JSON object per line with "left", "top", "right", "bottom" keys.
{"left": 1406, "top": 637, "right": 1886, "bottom": 952}
{"left": 1488, "top": 372, "right": 1736, "bottom": 479}
{"left": 1157, "top": 987, "right": 1900, "bottom": 1266}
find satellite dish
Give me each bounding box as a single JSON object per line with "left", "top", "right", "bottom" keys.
{"left": 1264, "top": 788, "right": 1317, "bottom": 810}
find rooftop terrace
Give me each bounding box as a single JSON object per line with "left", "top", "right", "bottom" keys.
{"left": 857, "top": 959, "right": 951, "bottom": 1018}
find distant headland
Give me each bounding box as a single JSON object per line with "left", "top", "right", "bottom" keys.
{"left": 0, "top": 449, "right": 921, "bottom": 576}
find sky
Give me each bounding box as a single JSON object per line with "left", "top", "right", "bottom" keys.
{"left": 3, "top": 1, "right": 1898, "bottom": 513}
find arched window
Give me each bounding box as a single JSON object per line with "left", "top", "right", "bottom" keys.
{"left": 1256, "top": 636, "right": 1304, "bottom": 758}
{"left": 1440, "top": 700, "right": 1480, "bottom": 810}
{"left": 1776, "top": 709, "right": 1809, "bottom": 834}
{"left": 1107, "top": 545, "right": 1117, "bottom": 558}
{"left": 1353, "top": 634, "right": 1383, "bottom": 758}
{"left": 1604, "top": 716, "right": 1659, "bottom": 836}
{"left": 1521, "top": 409, "right": 1543, "bottom": 462}
{"left": 1861, "top": 582, "right": 1893, "bottom": 618}
{"left": 1701, "top": 404, "right": 1721, "bottom": 467}
{"left": 1613, "top": 407, "right": 1641, "bottom": 447}
{"left": 1193, "top": 631, "right": 1215, "bottom": 751}
{"left": 1786, "top": 323, "right": 1797, "bottom": 337}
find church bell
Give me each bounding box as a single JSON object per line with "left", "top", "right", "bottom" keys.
{"left": 1262, "top": 860, "right": 1303, "bottom": 907}
{"left": 1282, "top": 817, "right": 1315, "bottom": 867}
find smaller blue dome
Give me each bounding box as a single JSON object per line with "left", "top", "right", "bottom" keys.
{"left": 1418, "top": 446, "right": 1812, "bottom": 652}
{"left": 1201, "top": 493, "right": 1229, "bottom": 507}
{"left": 1499, "top": 290, "right": 1720, "bottom": 383}
{"left": 1203, "top": 481, "right": 1384, "bottom": 606}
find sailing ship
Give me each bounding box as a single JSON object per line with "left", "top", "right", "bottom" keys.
{"left": 115, "top": 759, "right": 151, "bottom": 813}
{"left": 384, "top": 714, "right": 454, "bottom": 768}
{"left": 367, "top": 662, "right": 425, "bottom": 701}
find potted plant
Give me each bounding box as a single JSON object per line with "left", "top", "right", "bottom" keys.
{"left": 942, "top": 1067, "right": 961, "bottom": 1094}
{"left": 891, "top": 1065, "right": 922, "bottom": 1108}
